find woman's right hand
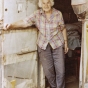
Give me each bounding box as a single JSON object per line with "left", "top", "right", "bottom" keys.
{"left": 3, "top": 24, "right": 12, "bottom": 30}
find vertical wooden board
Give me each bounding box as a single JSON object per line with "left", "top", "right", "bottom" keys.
{"left": 86, "top": 22, "right": 88, "bottom": 82}
{"left": 4, "top": 59, "right": 38, "bottom": 87}
{"left": 4, "top": 0, "right": 38, "bottom": 24}
{"left": 3, "top": 28, "right": 38, "bottom": 55}
{"left": 79, "top": 21, "right": 88, "bottom": 88}
{"left": 0, "top": 36, "right": 2, "bottom": 88}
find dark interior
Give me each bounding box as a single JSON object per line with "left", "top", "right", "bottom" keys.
{"left": 45, "top": 0, "right": 81, "bottom": 88}
{"left": 54, "top": 0, "right": 78, "bottom": 24}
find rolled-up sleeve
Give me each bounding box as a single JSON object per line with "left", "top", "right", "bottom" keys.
{"left": 23, "top": 11, "right": 37, "bottom": 26}
{"left": 59, "top": 12, "right": 66, "bottom": 30}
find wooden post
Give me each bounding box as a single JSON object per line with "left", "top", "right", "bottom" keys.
{"left": 86, "top": 22, "right": 88, "bottom": 82}
{"left": 82, "top": 21, "right": 85, "bottom": 88}
{"left": 1, "top": 33, "right": 4, "bottom": 88}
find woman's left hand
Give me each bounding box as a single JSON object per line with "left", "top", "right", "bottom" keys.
{"left": 64, "top": 43, "right": 69, "bottom": 54}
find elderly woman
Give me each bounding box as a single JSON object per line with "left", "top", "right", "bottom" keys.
{"left": 4, "top": 0, "right": 68, "bottom": 88}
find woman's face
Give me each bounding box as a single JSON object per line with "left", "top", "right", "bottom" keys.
{"left": 42, "top": 0, "right": 52, "bottom": 13}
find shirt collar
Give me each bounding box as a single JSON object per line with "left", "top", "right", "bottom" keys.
{"left": 40, "top": 8, "right": 57, "bottom": 16}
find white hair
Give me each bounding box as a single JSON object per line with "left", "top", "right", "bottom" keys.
{"left": 38, "top": 0, "right": 54, "bottom": 8}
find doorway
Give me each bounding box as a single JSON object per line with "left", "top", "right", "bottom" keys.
{"left": 45, "top": 0, "right": 81, "bottom": 88}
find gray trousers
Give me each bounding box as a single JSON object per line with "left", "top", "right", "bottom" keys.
{"left": 38, "top": 44, "right": 65, "bottom": 88}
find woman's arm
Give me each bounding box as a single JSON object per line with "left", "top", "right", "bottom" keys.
{"left": 62, "top": 27, "right": 69, "bottom": 54}
{"left": 10, "top": 20, "right": 30, "bottom": 28}
{"left": 58, "top": 11, "right": 69, "bottom": 53}
{"left": 4, "top": 10, "right": 38, "bottom": 30}
{"left": 62, "top": 27, "right": 67, "bottom": 44}
{"left": 4, "top": 20, "right": 29, "bottom": 30}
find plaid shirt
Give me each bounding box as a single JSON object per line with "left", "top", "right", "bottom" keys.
{"left": 24, "top": 8, "right": 65, "bottom": 50}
